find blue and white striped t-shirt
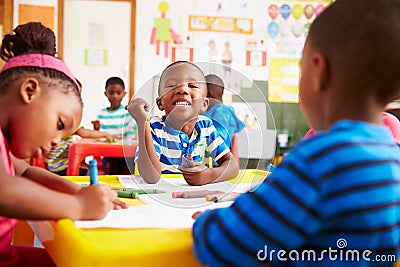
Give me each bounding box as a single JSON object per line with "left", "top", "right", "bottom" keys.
{"left": 137, "top": 115, "right": 229, "bottom": 174}
{"left": 193, "top": 120, "right": 400, "bottom": 267}
{"left": 97, "top": 105, "right": 135, "bottom": 137}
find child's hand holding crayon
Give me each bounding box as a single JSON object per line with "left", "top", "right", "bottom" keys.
{"left": 76, "top": 184, "right": 120, "bottom": 220}
{"left": 126, "top": 98, "right": 150, "bottom": 125}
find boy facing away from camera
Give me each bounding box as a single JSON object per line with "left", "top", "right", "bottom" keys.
{"left": 126, "top": 61, "right": 238, "bottom": 185}
{"left": 192, "top": 0, "right": 400, "bottom": 266}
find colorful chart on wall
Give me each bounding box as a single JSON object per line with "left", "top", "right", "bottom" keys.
{"left": 266, "top": 0, "right": 331, "bottom": 103}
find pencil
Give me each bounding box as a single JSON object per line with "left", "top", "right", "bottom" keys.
{"left": 208, "top": 157, "right": 213, "bottom": 168}
{"left": 172, "top": 190, "right": 223, "bottom": 199}
{"left": 212, "top": 193, "right": 240, "bottom": 203}
{"left": 116, "top": 188, "right": 166, "bottom": 194}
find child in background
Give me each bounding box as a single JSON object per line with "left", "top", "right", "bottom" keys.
{"left": 202, "top": 74, "right": 245, "bottom": 148}
{"left": 126, "top": 61, "right": 238, "bottom": 185}
{"left": 0, "top": 22, "right": 128, "bottom": 266}
{"left": 192, "top": 1, "right": 400, "bottom": 266}
{"left": 95, "top": 77, "right": 136, "bottom": 174}
{"left": 45, "top": 80, "right": 115, "bottom": 175}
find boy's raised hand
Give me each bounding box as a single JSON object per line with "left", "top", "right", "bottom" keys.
{"left": 126, "top": 98, "right": 150, "bottom": 124}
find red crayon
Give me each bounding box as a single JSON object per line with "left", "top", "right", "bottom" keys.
{"left": 172, "top": 190, "right": 223, "bottom": 199}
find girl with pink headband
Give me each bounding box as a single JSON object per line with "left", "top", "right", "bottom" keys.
{"left": 0, "top": 22, "right": 128, "bottom": 266}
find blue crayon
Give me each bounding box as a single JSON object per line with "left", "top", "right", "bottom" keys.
{"left": 89, "top": 159, "right": 98, "bottom": 185}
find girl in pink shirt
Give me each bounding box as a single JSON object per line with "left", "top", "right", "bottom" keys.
{"left": 0, "top": 22, "right": 128, "bottom": 266}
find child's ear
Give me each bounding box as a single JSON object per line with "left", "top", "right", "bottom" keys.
{"left": 156, "top": 97, "right": 164, "bottom": 111}
{"left": 201, "top": 97, "right": 209, "bottom": 112}
{"left": 20, "top": 78, "right": 40, "bottom": 103}
{"left": 313, "top": 52, "right": 329, "bottom": 92}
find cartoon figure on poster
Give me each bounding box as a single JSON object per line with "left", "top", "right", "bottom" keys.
{"left": 221, "top": 41, "right": 232, "bottom": 77}
{"left": 245, "top": 36, "right": 267, "bottom": 67}
{"left": 208, "top": 39, "right": 219, "bottom": 73}
{"left": 150, "top": 1, "right": 181, "bottom": 58}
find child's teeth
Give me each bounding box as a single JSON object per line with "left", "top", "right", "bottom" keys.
{"left": 176, "top": 102, "right": 189, "bottom": 106}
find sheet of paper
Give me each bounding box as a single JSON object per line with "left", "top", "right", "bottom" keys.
{"left": 75, "top": 175, "right": 260, "bottom": 229}
{"left": 117, "top": 175, "right": 258, "bottom": 193}
{"left": 74, "top": 200, "right": 232, "bottom": 229}
{"left": 117, "top": 175, "right": 261, "bottom": 208}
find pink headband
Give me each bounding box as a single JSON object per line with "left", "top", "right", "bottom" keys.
{"left": 0, "top": 54, "right": 79, "bottom": 91}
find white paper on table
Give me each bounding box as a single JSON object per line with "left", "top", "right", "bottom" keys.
{"left": 74, "top": 175, "right": 258, "bottom": 229}
{"left": 74, "top": 200, "right": 232, "bottom": 229}
{"left": 117, "top": 175, "right": 256, "bottom": 193}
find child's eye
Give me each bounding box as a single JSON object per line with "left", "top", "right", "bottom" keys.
{"left": 57, "top": 119, "right": 65, "bottom": 131}
{"left": 188, "top": 83, "right": 199, "bottom": 89}
{"left": 166, "top": 84, "right": 177, "bottom": 89}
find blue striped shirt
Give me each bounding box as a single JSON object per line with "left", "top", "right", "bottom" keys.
{"left": 136, "top": 115, "right": 229, "bottom": 173}
{"left": 192, "top": 120, "right": 400, "bottom": 267}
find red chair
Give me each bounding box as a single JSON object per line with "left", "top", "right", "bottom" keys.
{"left": 29, "top": 155, "right": 46, "bottom": 169}
{"left": 231, "top": 134, "right": 240, "bottom": 166}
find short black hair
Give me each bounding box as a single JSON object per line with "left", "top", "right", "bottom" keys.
{"left": 308, "top": 0, "right": 400, "bottom": 104}
{"left": 105, "top": 76, "right": 125, "bottom": 89}
{"left": 157, "top": 61, "right": 205, "bottom": 96}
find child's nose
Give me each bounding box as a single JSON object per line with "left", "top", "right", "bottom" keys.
{"left": 50, "top": 136, "right": 62, "bottom": 149}
{"left": 174, "top": 83, "right": 190, "bottom": 95}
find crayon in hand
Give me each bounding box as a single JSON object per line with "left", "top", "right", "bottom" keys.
{"left": 89, "top": 159, "right": 98, "bottom": 185}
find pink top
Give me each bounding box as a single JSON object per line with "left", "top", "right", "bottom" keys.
{"left": 382, "top": 112, "right": 400, "bottom": 144}
{"left": 0, "top": 129, "right": 18, "bottom": 267}
{"left": 304, "top": 112, "right": 400, "bottom": 144}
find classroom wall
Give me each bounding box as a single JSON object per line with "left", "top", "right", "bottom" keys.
{"left": 63, "top": 0, "right": 132, "bottom": 128}
{"left": 0, "top": 0, "right": 311, "bottom": 158}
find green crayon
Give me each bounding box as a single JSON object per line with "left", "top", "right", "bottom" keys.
{"left": 116, "top": 190, "right": 139, "bottom": 199}
{"left": 118, "top": 188, "right": 166, "bottom": 194}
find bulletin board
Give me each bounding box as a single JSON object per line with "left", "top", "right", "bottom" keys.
{"left": 135, "top": 0, "right": 331, "bottom": 105}
{"left": 266, "top": 0, "right": 331, "bottom": 103}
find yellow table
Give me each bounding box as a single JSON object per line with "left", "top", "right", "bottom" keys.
{"left": 30, "top": 170, "right": 267, "bottom": 267}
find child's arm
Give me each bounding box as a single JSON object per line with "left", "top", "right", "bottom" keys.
{"left": 0, "top": 157, "right": 121, "bottom": 220}
{"left": 13, "top": 155, "right": 81, "bottom": 194}
{"left": 126, "top": 98, "right": 161, "bottom": 183}
{"left": 182, "top": 152, "right": 239, "bottom": 186}
{"left": 75, "top": 127, "right": 115, "bottom": 142}
{"left": 12, "top": 156, "right": 129, "bottom": 210}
